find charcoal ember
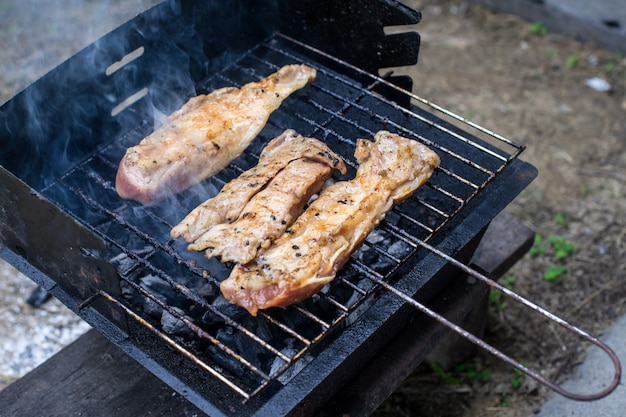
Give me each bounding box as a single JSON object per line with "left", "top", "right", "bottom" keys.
{"left": 142, "top": 297, "right": 162, "bottom": 318}
{"left": 190, "top": 280, "right": 217, "bottom": 299}
{"left": 383, "top": 210, "right": 401, "bottom": 226}
{"left": 356, "top": 232, "right": 387, "bottom": 263}
{"left": 206, "top": 344, "right": 247, "bottom": 379}
{"left": 206, "top": 325, "right": 266, "bottom": 380}
{"left": 298, "top": 292, "right": 331, "bottom": 315}
{"left": 202, "top": 295, "right": 246, "bottom": 326}
{"left": 365, "top": 229, "right": 388, "bottom": 245}
{"left": 333, "top": 283, "right": 361, "bottom": 308}
{"left": 140, "top": 274, "right": 181, "bottom": 307}
{"left": 387, "top": 240, "right": 412, "bottom": 259}
{"left": 120, "top": 280, "right": 135, "bottom": 298}
{"left": 161, "top": 306, "right": 193, "bottom": 336}
{"left": 269, "top": 342, "right": 313, "bottom": 384}
{"left": 362, "top": 249, "right": 395, "bottom": 275}
{"left": 325, "top": 278, "right": 356, "bottom": 306}
{"left": 334, "top": 264, "right": 374, "bottom": 297}
{"left": 356, "top": 276, "right": 376, "bottom": 293}
{"left": 110, "top": 246, "right": 154, "bottom": 276}
{"left": 355, "top": 243, "right": 379, "bottom": 265}
{"left": 110, "top": 252, "right": 137, "bottom": 276}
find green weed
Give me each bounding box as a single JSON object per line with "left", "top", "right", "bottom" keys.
{"left": 549, "top": 235, "right": 576, "bottom": 260}
{"left": 529, "top": 22, "right": 548, "bottom": 36}
{"left": 511, "top": 367, "right": 525, "bottom": 389}
{"left": 530, "top": 231, "right": 576, "bottom": 282}
{"left": 567, "top": 55, "right": 579, "bottom": 67}
{"left": 555, "top": 213, "right": 569, "bottom": 228}
{"left": 544, "top": 264, "right": 567, "bottom": 281}
{"left": 489, "top": 275, "right": 515, "bottom": 310}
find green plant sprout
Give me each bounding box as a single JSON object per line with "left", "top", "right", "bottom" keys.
{"left": 529, "top": 22, "right": 548, "bottom": 35}
{"left": 530, "top": 232, "right": 576, "bottom": 282}
{"left": 544, "top": 264, "right": 567, "bottom": 281}
{"left": 489, "top": 275, "right": 515, "bottom": 310}
{"left": 604, "top": 54, "right": 623, "bottom": 73}
{"left": 549, "top": 235, "right": 576, "bottom": 259}
{"left": 530, "top": 234, "right": 546, "bottom": 256}
{"left": 567, "top": 55, "right": 579, "bottom": 67}
{"left": 555, "top": 213, "right": 569, "bottom": 228}
{"left": 511, "top": 367, "right": 525, "bottom": 389}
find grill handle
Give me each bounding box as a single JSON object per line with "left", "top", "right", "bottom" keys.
{"left": 373, "top": 239, "right": 622, "bottom": 402}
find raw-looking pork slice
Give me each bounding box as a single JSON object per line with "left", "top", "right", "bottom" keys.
{"left": 221, "top": 130, "right": 440, "bottom": 315}
{"left": 170, "top": 129, "right": 346, "bottom": 242}
{"left": 116, "top": 64, "right": 317, "bottom": 205}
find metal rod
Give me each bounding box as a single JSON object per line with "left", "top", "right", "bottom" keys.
{"left": 273, "top": 32, "right": 526, "bottom": 162}
{"left": 94, "top": 290, "right": 254, "bottom": 400}
{"left": 373, "top": 238, "right": 622, "bottom": 401}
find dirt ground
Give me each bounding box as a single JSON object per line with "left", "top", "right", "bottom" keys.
{"left": 372, "top": 1, "right": 626, "bottom": 416}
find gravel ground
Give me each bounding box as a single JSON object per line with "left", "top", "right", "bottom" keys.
{"left": 0, "top": 263, "right": 89, "bottom": 388}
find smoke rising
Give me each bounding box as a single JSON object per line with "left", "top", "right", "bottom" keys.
{"left": 0, "top": 0, "right": 162, "bottom": 105}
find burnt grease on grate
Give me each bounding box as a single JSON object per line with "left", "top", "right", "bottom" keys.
{"left": 41, "top": 33, "right": 523, "bottom": 401}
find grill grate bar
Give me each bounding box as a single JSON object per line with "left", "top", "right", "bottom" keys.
{"left": 291, "top": 64, "right": 497, "bottom": 186}
{"left": 62, "top": 180, "right": 310, "bottom": 364}
{"left": 123, "top": 277, "right": 275, "bottom": 382}
{"left": 273, "top": 32, "right": 525, "bottom": 155}
{"left": 91, "top": 289, "right": 255, "bottom": 400}
{"left": 265, "top": 34, "right": 524, "bottom": 162}
{"left": 257, "top": 312, "right": 316, "bottom": 345}
{"left": 49, "top": 31, "right": 532, "bottom": 402}
{"left": 292, "top": 305, "right": 334, "bottom": 329}
{"left": 64, "top": 168, "right": 362, "bottom": 396}
{"left": 306, "top": 79, "right": 496, "bottom": 183}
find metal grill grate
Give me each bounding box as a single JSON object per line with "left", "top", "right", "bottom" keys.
{"left": 46, "top": 32, "right": 525, "bottom": 401}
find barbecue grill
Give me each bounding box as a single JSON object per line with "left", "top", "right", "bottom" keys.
{"left": 0, "top": 1, "right": 620, "bottom": 416}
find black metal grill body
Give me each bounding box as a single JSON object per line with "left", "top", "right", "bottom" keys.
{"left": 0, "top": 1, "right": 536, "bottom": 416}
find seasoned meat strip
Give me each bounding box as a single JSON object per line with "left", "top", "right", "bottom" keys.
{"left": 116, "top": 64, "right": 317, "bottom": 205}
{"left": 189, "top": 158, "right": 337, "bottom": 264}
{"left": 170, "top": 129, "right": 346, "bottom": 242}
{"left": 220, "top": 131, "right": 440, "bottom": 315}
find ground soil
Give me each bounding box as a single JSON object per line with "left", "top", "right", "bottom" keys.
{"left": 372, "top": 1, "right": 626, "bottom": 416}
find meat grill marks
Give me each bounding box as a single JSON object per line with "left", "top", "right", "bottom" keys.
{"left": 189, "top": 159, "right": 333, "bottom": 264}
{"left": 115, "top": 64, "right": 317, "bottom": 205}
{"left": 182, "top": 132, "right": 347, "bottom": 264}
{"left": 170, "top": 129, "right": 346, "bottom": 247}
{"left": 221, "top": 131, "right": 441, "bottom": 316}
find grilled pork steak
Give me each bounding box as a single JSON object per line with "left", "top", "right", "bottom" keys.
{"left": 170, "top": 129, "right": 346, "bottom": 243}
{"left": 115, "top": 64, "right": 317, "bottom": 205}
{"left": 221, "top": 131, "right": 441, "bottom": 315}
